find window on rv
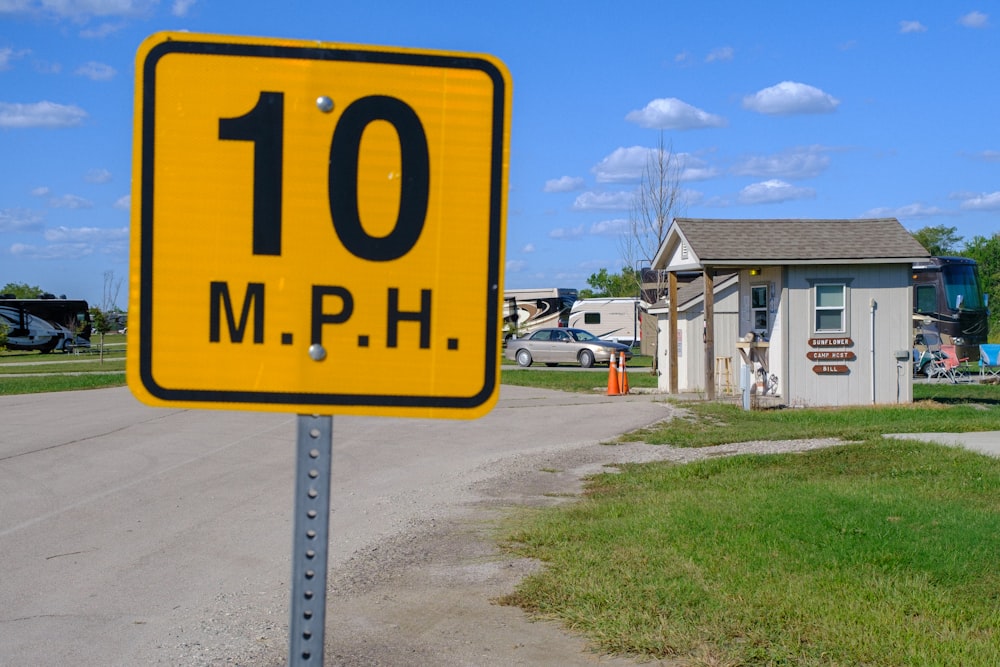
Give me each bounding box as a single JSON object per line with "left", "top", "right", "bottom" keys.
{"left": 914, "top": 284, "right": 936, "bottom": 314}
{"left": 584, "top": 312, "right": 600, "bottom": 325}
{"left": 814, "top": 283, "right": 846, "bottom": 333}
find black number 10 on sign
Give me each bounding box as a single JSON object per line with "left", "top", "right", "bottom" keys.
{"left": 219, "top": 92, "right": 429, "bottom": 261}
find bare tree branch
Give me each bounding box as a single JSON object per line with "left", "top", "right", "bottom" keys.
{"left": 620, "top": 131, "right": 685, "bottom": 297}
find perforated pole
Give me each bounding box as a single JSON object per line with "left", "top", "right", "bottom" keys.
{"left": 289, "top": 414, "right": 333, "bottom": 666}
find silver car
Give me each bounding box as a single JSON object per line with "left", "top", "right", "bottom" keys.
{"left": 505, "top": 327, "right": 633, "bottom": 368}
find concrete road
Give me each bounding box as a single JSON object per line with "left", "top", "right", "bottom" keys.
{"left": 0, "top": 386, "right": 674, "bottom": 666}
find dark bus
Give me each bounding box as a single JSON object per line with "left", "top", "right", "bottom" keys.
{"left": 912, "top": 257, "right": 989, "bottom": 361}
{"left": 0, "top": 295, "right": 92, "bottom": 353}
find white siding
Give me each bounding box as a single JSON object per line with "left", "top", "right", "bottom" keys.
{"left": 785, "top": 265, "right": 913, "bottom": 406}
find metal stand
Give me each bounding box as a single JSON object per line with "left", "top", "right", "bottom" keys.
{"left": 288, "top": 415, "right": 333, "bottom": 665}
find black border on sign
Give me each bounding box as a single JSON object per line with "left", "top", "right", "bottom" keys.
{"left": 138, "top": 37, "right": 506, "bottom": 410}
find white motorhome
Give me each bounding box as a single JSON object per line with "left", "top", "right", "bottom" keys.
{"left": 568, "top": 297, "right": 643, "bottom": 345}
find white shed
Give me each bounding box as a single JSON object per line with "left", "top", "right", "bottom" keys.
{"left": 651, "top": 218, "right": 930, "bottom": 407}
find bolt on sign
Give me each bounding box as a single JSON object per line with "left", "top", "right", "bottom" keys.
{"left": 128, "top": 32, "right": 511, "bottom": 418}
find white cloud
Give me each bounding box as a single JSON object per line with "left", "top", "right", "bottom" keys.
{"left": 738, "top": 180, "right": 816, "bottom": 204}
{"left": 625, "top": 98, "right": 727, "bottom": 130}
{"left": 543, "top": 175, "right": 585, "bottom": 193}
{"left": 0, "top": 46, "right": 29, "bottom": 71}
{"left": 977, "top": 150, "right": 1000, "bottom": 161}
{"left": 742, "top": 81, "right": 840, "bottom": 115}
{"left": 0, "top": 0, "right": 157, "bottom": 19}
{"left": 549, "top": 225, "right": 587, "bottom": 240}
{"left": 75, "top": 61, "right": 116, "bottom": 81}
{"left": 571, "top": 191, "right": 633, "bottom": 211}
{"left": 592, "top": 146, "right": 648, "bottom": 183}
{"left": 959, "top": 11, "right": 989, "bottom": 28}
{"left": 732, "top": 146, "right": 832, "bottom": 179}
{"left": 705, "top": 46, "right": 734, "bottom": 63}
{"left": 85, "top": 168, "right": 113, "bottom": 183}
{"left": 900, "top": 20, "right": 927, "bottom": 34}
{"left": 48, "top": 194, "right": 93, "bottom": 209}
{"left": 958, "top": 191, "right": 1000, "bottom": 210}
{"left": 31, "top": 186, "right": 51, "bottom": 197}
{"left": 593, "top": 146, "right": 719, "bottom": 184}
{"left": 506, "top": 259, "right": 527, "bottom": 273}
{"left": 589, "top": 218, "right": 628, "bottom": 236}
{"left": 80, "top": 22, "right": 126, "bottom": 38}
{"left": 0, "top": 101, "right": 87, "bottom": 128}
{"left": 521, "top": 243, "right": 535, "bottom": 253}
{"left": 114, "top": 194, "right": 131, "bottom": 209}
{"left": 172, "top": 0, "right": 195, "bottom": 16}
{"left": 861, "top": 203, "right": 945, "bottom": 219}
{"left": 0, "top": 208, "right": 45, "bottom": 232}
{"left": 44, "top": 225, "right": 128, "bottom": 242}
{"left": 9, "top": 242, "right": 94, "bottom": 260}
{"left": 8, "top": 225, "right": 128, "bottom": 261}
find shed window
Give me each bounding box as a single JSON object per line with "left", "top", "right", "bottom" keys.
{"left": 815, "top": 284, "right": 846, "bottom": 333}
{"left": 751, "top": 285, "right": 768, "bottom": 333}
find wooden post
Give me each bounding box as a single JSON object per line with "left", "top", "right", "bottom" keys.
{"left": 703, "top": 269, "right": 715, "bottom": 400}
{"left": 668, "top": 271, "right": 678, "bottom": 394}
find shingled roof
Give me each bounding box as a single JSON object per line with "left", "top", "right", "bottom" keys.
{"left": 671, "top": 218, "right": 930, "bottom": 265}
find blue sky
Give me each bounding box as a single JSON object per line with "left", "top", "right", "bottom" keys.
{"left": 1, "top": 2, "right": 998, "bottom": 308}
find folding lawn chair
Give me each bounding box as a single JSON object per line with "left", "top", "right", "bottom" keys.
{"left": 932, "top": 344, "right": 970, "bottom": 383}
{"left": 979, "top": 344, "right": 1000, "bottom": 380}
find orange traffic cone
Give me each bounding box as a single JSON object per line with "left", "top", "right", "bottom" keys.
{"left": 606, "top": 354, "right": 620, "bottom": 396}
{"left": 619, "top": 351, "right": 630, "bottom": 395}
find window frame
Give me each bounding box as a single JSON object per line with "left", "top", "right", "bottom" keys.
{"left": 750, "top": 283, "right": 769, "bottom": 333}
{"left": 808, "top": 279, "right": 852, "bottom": 336}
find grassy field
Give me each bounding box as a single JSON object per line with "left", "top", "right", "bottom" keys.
{"left": 495, "top": 376, "right": 1000, "bottom": 665}
{"left": 0, "top": 333, "right": 126, "bottom": 395}
{"left": 500, "top": 439, "right": 1000, "bottom": 665}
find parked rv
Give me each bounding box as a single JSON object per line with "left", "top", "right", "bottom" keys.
{"left": 0, "top": 297, "right": 92, "bottom": 353}
{"left": 912, "top": 256, "right": 989, "bottom": 362}
{"left": 502, "top": 287, "right": 578, "bottom": 341}
{"left": 568, "top": 297, "right": 643, "bottom": 346}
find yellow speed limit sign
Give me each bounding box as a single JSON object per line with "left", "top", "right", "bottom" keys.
{"left": 128, "top": 32, "right": 511, "bottom": 418}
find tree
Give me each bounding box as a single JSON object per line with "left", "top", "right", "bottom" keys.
{"left": 580, "top": 267, "right": 640, "bottom": 298}
{"left": 620, "top": 132, "right": 685, "bottom": 296}
{"left": 962, "top": 234, "right": 1000, "bottom": 342}
{"left": 911, "top": 225, "right": 963, "bottom": 256}
{"left": 1, "top": 282, "right": 45, "bottom": 298}
{"left": 100, "top": 270, "right": 124, "bottom": 313}
{"left": 89, "top": 307, "right": 116, "bottom": 363}
{"left": 619, "top": 132, "right": 686, "bottom": 369}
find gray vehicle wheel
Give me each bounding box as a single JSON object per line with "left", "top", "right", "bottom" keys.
{"left": 578, "top": 349, "right": 595, "bottom": 368}
{"left": 516, "top": 349, "right": 533, "bottom": 367}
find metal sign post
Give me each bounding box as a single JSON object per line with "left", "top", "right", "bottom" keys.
{"left": 288, "top": 415, "right": 333, "bottom": 665}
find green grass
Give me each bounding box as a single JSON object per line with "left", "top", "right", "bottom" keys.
{"left": 617, "top": 397, "right": 1000, "bottom": 448}
{"left": 500, "top": 367, "right": 659, "bottom": 392}
{"left": 0, "top": 357, "right": 125, "bottom": 373}
{"left": 500, "top": 440, "right": 1000, "bottom": 665}
{"left": 0, "top": 334, "right": 127, "bottom": 393}
{"left": 495, "top": 374, "right": 1000, "bottom": 664}
{"left": 0, "top": 373, "right": 126, "bottom": 395}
